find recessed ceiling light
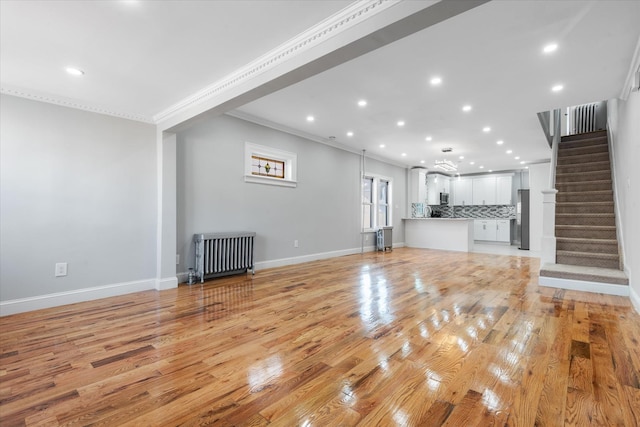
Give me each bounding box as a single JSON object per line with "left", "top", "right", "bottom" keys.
{"left": 520, "top": 161, "right": 526, "bottom": 164}
{"left": 65, "top": 67, "right": 84, "bottom": 76}
{"left": 488, "top": 170, "right": 493, "bottom": 172}
{"left": 425, "top": 136, "right": 432, "bottom": 141}
{"left": 515, "top": 156, "right": 520, "bottom": 160}
{"left": 506, "top": 150, "right": 513, "bottom": 154}
{"left": 496, "top": 140, "right": 504, "bottom": 145}
{"left": 397, "top": 120, "right": 405, "bottom": 127}
{"left": 420, "top": 160, "right": 425, "bottom": 164}
{"left": 401, "top": 153, "right": 407, "bottom": 157}
{"left": 306, "top": 115, "right": 315, "bottom": 122}
{"left": 459, "top": 156, "right": 464, "bottom": 160}
{"left": 483, "top": 126, "right": 491, "bottom": 133}
{"left": 525, "top": 166, "right": 529, "bottom": 169}
{"left": 470, "top": 161, "right": 475, "bottom": 165}
{"left": 479, "top": 165, "right": 484, "bottom": 169}
{"left": 379, "top": 144, "right": 385, "bottom": 148}
{"left": 347, "top": 131, "right": 354, "bottom": 137}
{"left": 552, "top": 84, "right": 564, "bottom": 92}
{"left": 358, "top": 100, "right": 367, "bottom": 107}
{"left": 430, "top": 76, "right": 442, "bottom": 85}
{"left": 462, "top": 105, "right": 472, "bottom": 112}
{"left": 543, "top": 43, "right": 558, "bottom": 54}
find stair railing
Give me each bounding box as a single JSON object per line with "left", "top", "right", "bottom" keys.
{"left": 536, "top": 110, "right": 553, "bottom": 148}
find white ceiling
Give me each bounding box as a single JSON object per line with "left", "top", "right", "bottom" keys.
{"left": 2, "top": 0, "right": 639, "bottom": 175}
{"left": 0, "top": 0, "right": 352, "bottom": 121}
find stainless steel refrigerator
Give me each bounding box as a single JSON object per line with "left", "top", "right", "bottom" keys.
{"left": 517, "top": 189, "right": 530, "bottom": 250}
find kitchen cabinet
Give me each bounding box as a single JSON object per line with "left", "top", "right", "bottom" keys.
{"left": 496, "top": 219, "right": 511, "bottom": 242}
{"left": 427, "top": 174, "right": 451, "bottom": 205}
{"left": 474, "top": 219, "right": 497, "bottom": 241}
{"left": 452, "top": 179, "right": 472, "bottom": 206}
{"left": 496, "top": 176, "right": 513, "bottom": 205}
{"left": 409, "top": 168, "right": 427, "bottom": 204}
{"left": 472, "top": 177, "right": 496, "bottom": 205}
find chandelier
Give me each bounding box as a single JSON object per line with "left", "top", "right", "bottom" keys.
{"left": 434, "top": 159, "right": 457, "bottom": 172}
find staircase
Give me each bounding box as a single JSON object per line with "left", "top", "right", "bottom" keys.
{"left": 540, "top": 130, "right": 629, "bottom": 291}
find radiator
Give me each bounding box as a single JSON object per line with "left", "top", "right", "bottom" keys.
{"left": 570, "top": 102, "right": 608, "bottom": 135}
{"left": 194, "top": 232, "right": 255, "bottom": 283}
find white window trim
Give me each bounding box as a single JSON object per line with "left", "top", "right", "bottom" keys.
{"left": 244, "top": 142, "right": 297, "bottom": 188}
{"left": 362, "top": 173, "right": 393, "bottom": 232}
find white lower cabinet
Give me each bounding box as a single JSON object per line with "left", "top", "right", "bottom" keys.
{"left": 474, "top": 219, "right": 497, "bottom": 241}
{"left": 475, "top": 219, "right": 511, "bottom": 242}
{"left": 496, "top": 220, "right": 511, "bottom": 242}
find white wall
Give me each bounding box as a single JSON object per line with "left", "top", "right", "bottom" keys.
{"left": 528, "top": 162, "right": 551, "bottom": 253}
{"left": 176, "top": 114, "right": 406, "bottom": 274}
{"left": 609, "top": 91, "right": 640, "bottom": 312}
{"left": 0, "top": 95, "right": 157, "bottom": 313}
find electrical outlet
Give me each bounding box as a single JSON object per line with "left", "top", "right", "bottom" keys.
{"left": 55, "top": 262, "right": 67, "bottom": 277}
{"left": 176, "top": 254, "right": 180, "bottom": 265}
{"left": 294, "top": 240, "right": 299, "bottom": 248}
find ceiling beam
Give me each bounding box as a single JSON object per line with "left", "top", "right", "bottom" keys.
{"left": 160, "top": 0, "right": 490, "bottom": 133}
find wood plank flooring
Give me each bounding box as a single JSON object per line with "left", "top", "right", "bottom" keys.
{"left": 1, "top": 248, "right": 639, "bottom": 426}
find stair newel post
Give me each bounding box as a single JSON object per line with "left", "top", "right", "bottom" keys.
{"left": 541, "top": 108, "right": 561, "bottom": 265}
{"left": 541, "top": 189, "right": 558, "bottom": 265}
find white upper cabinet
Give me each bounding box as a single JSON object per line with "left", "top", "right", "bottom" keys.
{"left": 427, "top": 174, "right": 451, "bottom": 205}
{"left": 409, "top": 168, "right": 427, "bottom": 204}
{"left": 472, "top": 177, "right": 496, "bottom": 205}
{"left": 452, "top": 179, "right": 472, "bottom": 206}
{"left": 453, "top": 174, "right": 514, "bottom": 206}
{"left": 496, "top": 176, "right": 513, "bottom": 205}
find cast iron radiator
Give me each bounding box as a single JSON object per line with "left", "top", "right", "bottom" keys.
{"left": 570, "top": 102, "right": 606, "bottom": 134}
{"left": 193, "top": 232, "right": 255, "bottom": 283}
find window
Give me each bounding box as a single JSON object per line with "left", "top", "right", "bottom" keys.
{"left": 251, "top": 155, "right": 285, "bottom": 179}
{"left": 362, "top": 174, "right": 392, "bottom": 231}
{"left": 244, "top": 142, "right": 297, "bottom": 188}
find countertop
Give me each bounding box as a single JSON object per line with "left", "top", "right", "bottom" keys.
{"left": 403, "top": 217, "right": 474, "bottom": 221}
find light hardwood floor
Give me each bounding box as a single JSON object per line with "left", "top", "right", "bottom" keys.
{"left": 1, "top": 248, "right": 639, "bottom": 426}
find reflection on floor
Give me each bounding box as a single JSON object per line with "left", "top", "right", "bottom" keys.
{"left": 2, "top": 248, "right": 638, "bottom": 425}
{"left": 472, "top": 242, "right": 540, "bottom": 258}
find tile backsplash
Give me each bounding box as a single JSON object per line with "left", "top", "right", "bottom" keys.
{"left": 412, "top": 204, "right": 516, "bottom": 219}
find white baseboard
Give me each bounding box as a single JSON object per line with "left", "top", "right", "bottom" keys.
{"left": 255, "top": 246, "right": 372, "bottom": 270}
{"left": 156, "top": 276, "right": 178, "bottom": 291}
{"left": 0, "top": 278, "right": 157, "bottom": 316}
{"left": 630, "top": 285, "right": 640, "bottom": 314}
{"left": 539, "top": 275, "right": 630, "bottom": 297}
{"left": 254, "top": 242, "right": 404, "bottom": 271}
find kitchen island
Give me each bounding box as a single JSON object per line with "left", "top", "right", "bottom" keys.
{"left": 403, "top": 218, "right": 474, "bottom": 252}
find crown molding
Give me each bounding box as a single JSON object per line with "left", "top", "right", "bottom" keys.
{"left": 0, "top": 86, "right": 154, "bottom": 123}
{"left": 153, "top": 0, "right": 396, "bottom": 125}
{"left": 226, "top": 109, "right": 409, "bottom": 169}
